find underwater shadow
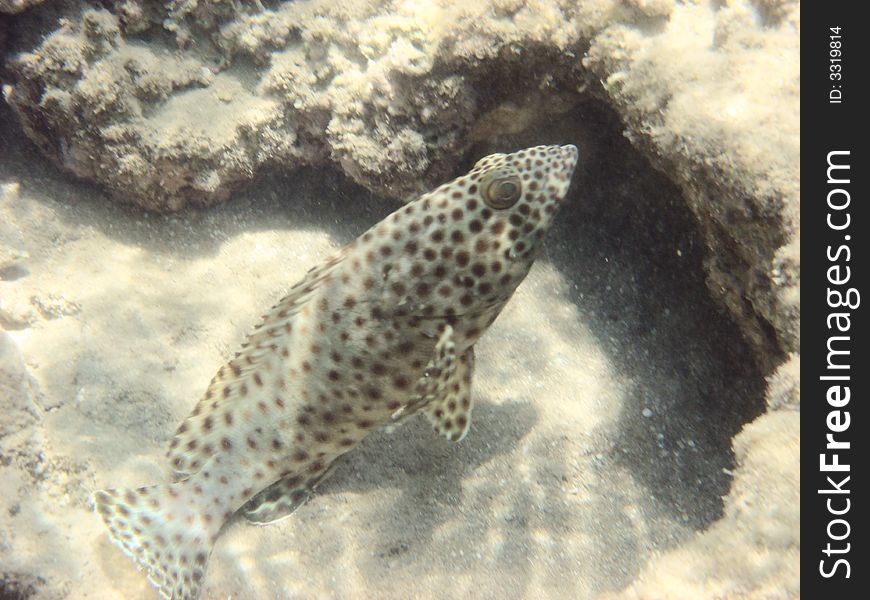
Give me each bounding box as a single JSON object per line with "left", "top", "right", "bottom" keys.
{"left": 536, "top": 103, "right": 768, "bottom": 528}
{"left": 238, "top": 396, "right": 648, "bottom": 598}
{"left": 0, "top": 102, "right": 397, "bottom": 262}
{"left": 0, "top": 105, "right": 399, "bottom": 262}
{"left": 456, "top": 99, "right": 767, "bottom": 529}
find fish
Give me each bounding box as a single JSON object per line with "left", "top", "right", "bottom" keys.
{"left": 92, "top": 144, "right": 579, "bottom": 599}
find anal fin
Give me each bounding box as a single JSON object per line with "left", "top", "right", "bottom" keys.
{"left": 240, "top": 461, "right": 339, "bottom": 525}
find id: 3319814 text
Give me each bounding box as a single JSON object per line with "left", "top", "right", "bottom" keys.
{"left": 829, "top": 26, "right": 843, "bottom": 104}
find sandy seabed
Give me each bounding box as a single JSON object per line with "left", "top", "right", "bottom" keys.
{"left": 0, "top": 97, "right": 785, "bottom": 600}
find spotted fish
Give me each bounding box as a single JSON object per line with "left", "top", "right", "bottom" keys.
{"left": 92, "top": 144, "right": 579, "bottom": 599}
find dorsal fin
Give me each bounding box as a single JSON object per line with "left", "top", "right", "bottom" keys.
{"left": 166, "top": 249, "right": 347, "bottom": 480}
{"left": 240, "top": 250, "right": 346, "bottom": 358}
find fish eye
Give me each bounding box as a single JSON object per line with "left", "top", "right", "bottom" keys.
{"left": 483, "top": 174, "right": 522, "bottom": 209}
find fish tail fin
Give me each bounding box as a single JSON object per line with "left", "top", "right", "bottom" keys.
{"left": 93, "top": 484, "right": 213, "bottom": 600}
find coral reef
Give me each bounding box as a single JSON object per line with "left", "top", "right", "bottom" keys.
{"left": 584, "top": 0, "right": 800, "bottom": 364}
{"left": 3, "top": 1, "right": 799, "bottom": 361}
{"left": 0, "top": 0, "right": 43, "bottom": 15}
{"left": 1, "top": 0, "right": 800, "bottom": 597}
{"left": 4, "top": 0, "right": 608, "bottom": 209}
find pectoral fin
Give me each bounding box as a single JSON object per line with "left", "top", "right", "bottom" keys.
{"left": 387, "top": 328, "right": 475, "bottom": 441}
{"left": 388, "top": 325, "right": 458, "bottom": 427}
{"left": 423, "top": 346, "right": 474, "bottom": 442}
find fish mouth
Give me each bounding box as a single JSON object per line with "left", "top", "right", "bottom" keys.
{"left": 556, "top": 144, "right": 579, "bottom": 187}
{"left": 546, "top": 144, "right": 579, "bottom": 205}
{"left": 559, "top": 144, "right": 579, "bottom": 172}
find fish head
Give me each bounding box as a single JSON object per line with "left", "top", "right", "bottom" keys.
{"left": 403, "top": 144, "right": 579, "bottom": 318}
{"left": 468, "top": 144, "right": 578, "bottom": 263}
